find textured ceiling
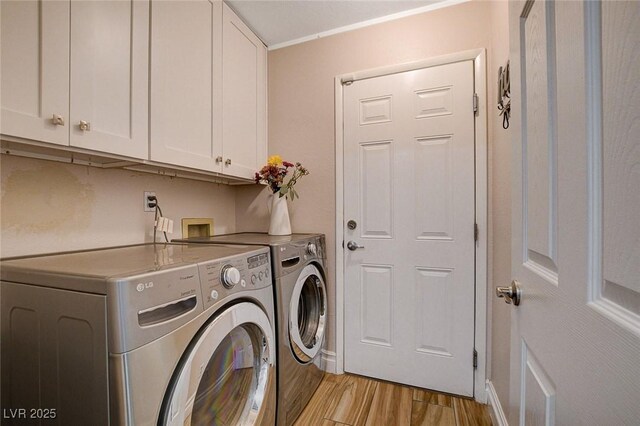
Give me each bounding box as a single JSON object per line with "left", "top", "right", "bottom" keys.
{"left": 226, "top": 0, "right": 455, "bottom": 48}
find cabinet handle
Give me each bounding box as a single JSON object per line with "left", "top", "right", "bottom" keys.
{"left": 79, "top": 120, "right": 91, "bottom": 131}
{"left": 225, "top": 158, "right": 231, "bottom": 166}
{"left": 215, "top": 156, "right": 223, "bottom": 163}
{"left": 52, "top": 114, "right": 65, "bottom": 126}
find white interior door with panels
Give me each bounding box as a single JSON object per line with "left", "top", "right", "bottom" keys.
{"left": 507, "top": 0, "right": 640, "bottom": 424}
{"left": 343, "top": 61, "right": 477, "bottom": 396}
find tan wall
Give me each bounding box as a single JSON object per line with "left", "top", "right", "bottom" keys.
{"left": 236, "top": 1, "right": 512, "bottom": 404}
{"left": 1, "top": 155, "right": 237, "bottom": 258}
{"left": 488, "top": 0, "right": 512, "bottom": 410}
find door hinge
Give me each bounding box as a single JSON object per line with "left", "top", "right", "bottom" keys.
{"left": 473, "top": 349, "right": 478, "bottom": 369}
{"left": 342, "top": 77, "right": 354, "bottom": 86}
{"left": 473, "top": 93, "right": 479, "bottom": 115}
{"left": 474, "top": 223, "right": 479, "bottom": 242}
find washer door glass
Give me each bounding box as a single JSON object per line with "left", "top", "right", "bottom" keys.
{"left": 289, "top": 264, "right": 327, "bottom": 363}
{"left": 163, "top": 302, "right": 275, "bottom": 426}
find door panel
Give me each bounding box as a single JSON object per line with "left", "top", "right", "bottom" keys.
{"left": 415, "top": 136, "right": 454, "bottom": 240}
{"left": 600, "top": 1, "right": 640, "bottom": 317}
{"left": 222, "top": 3, "right": 267, "bottom": 179}
{"left": 522, "top": 0, "right": 558, "bottom": 283}
{"left": 521, "top": 343, "right": 555, "bottom": 426}
{"left": 360, "top": 264, "right": 393, "bottom": 346}
{"left": 509, "top": 1, "right": 640, "bottom": 424}
{"left": 70, "top": 0, "right": 148, "bottom": 158}
{"left": 415, "top": 267, "right": 454, "bottom": 356}
{"left": 344, "top": 60, "right": 476, "bottom": 396}
{"left": 0, "top": 0, "right": 70, "bottom": 145}
{"left": 150, "top": 0, "right": 221, "bottom": 171}
{"left": 360, "top": 141, "right": 393, "bottom": 238}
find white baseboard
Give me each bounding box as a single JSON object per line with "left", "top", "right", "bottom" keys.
{"left": 321, "top": 349, "right": 337, "bottom": 374}
{"left": 486, "top": 380, "right": 508, "bottom": 426}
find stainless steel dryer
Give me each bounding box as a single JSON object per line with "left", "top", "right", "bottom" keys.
{"left": 1, "top": 243, "right": 276, "bottom": 425}
{"left": 173, "top": 233, "right": 328, "bottom": 426}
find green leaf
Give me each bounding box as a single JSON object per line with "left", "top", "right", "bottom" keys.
{"left": 280, "top": 187, "right": 289, "bottom": 195}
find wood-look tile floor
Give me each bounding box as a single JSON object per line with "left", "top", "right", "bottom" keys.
{"left": 294, "top": 374, "right": 493, "bottom": 426}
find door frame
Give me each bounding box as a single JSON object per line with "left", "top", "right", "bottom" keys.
{"left": 333, "top": 48, "right": 488, "bottom": 402}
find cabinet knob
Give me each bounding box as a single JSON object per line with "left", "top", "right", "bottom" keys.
{"left": 225, "top": 158, "right": 231, "bottom": 166}
{"left": 52, "top": 114, "right": 65, "bottom": 126}
{"left": 215, "top": 156, "right": 223, "bottom": 163}
{"left": 79, "top": 121, "right": 91, "bottom": 131}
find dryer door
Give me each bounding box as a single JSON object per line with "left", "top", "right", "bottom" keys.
{"left": 162, "top": 302, "right": 275, "bottom": 426}
{"left": 289, "top": 264, "right": 327, "bottom": 363}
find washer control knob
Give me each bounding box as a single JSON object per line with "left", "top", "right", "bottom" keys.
{"left": 265, "top": 268, "right": 270, "bottom": 278}
{"left": 210, "top": 290, "right": 219, "bottom": 300}
{"left": 241, "top": 279, "right": 246, "bottom": 287}
{"left": 259, "top": 271, "right": 264, "bottom": 281}
{"left": 307, "top": 242, "right": 317, "bottom": 256}
{"left": 251, "top": 274, "right": 257, "bottom": 285}
{"left": 221, "top": 265, "right": 241, "bottom": 288}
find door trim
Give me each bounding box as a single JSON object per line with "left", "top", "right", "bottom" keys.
{"left": 334, "top": 48, "right": 488, "bottom": 403}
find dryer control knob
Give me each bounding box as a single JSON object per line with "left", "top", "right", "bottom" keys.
{"left": 221, "top": 265, "right": 241, "bottom": 288}
{"left": 307, "top": 242, "right": 317, "bottom": 256}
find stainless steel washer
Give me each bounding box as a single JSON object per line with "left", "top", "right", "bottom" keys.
{"left": 173, "top": 233, "right": 328, "bottom": 426}
{"left": 1, "top": 243, "right": 276, "bottom": 425}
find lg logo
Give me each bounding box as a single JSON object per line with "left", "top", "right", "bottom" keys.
{"left": 136, "top": 282, "right": 154, "bottom": 292}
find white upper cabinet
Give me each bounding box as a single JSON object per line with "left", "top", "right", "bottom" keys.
{"left": 222, "top": 3, "right": 267, "bottom": 179}
{"left": 69, "top": 1, "right": 149, "bottom": 159}
{"left": 150, "top": 0, "right": 223, "bottom": 171}
{"left": 1, "top": 1, "right": 70, "bottom": 146}
{"left": 1, "top": 0, "right": 266, "bottom": 180}
{"left": 0, "top": 0, "right": 148, "bottom": 159}
{"left": 150, "top": 1, "right": 266, "bottom": 178}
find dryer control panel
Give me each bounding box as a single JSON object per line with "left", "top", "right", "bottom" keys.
{"left": 198, "top": 247, "right": 272, "bottom": 311}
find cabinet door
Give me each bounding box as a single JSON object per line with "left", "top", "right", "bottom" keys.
{"left": 222, "top": 4, "right": 267, "bottom": 179}
{"left": 150, "top": 0, "right": 223, "bottom": 171}
{"left": 69, "top": 0, "right": 149, "bottom": 159}
{"left": 1, "top": 282, "right": 108, "bottom": 424}
{"left": 0, "top": 0, "right": 70, "bottom": 146}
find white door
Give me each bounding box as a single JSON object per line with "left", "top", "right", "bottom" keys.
{"left": 69, "top": 0, "right": 148, "bottom": 159}
{"left": 508, "top": 0, "right": 640, "bottom": 424}
{"left": 0, "top": 0, "right": 70, "bottom": 146}
{"left": 222, "top": 3, "right": 267, "bottom": 179}
{"left": 343, "top": 61, "right": 477, "bottom": 396}
{"left": 150, "top": 0, "right": 222, "bottom": 171}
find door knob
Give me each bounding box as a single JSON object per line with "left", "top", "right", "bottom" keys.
{"left": 496, "top": 280, "right": 521, "bottom": 306}
{"left": 52, "top": 114, "right": 65, "bottom": 126}
{"left": 225, "top": 158, "right": 231, "bottom": 166}
{"left": 346, "top": 241, "right": 364, "bottom": 251}
{"left": 79, "top": 120, "right": 91, "bottom": 131}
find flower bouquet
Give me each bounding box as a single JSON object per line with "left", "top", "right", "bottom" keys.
{"left": 255, "top": 155, "right": 309, "bottom": 235}
{"left": 255, "top": 155, "right": 309, "bottom": 200}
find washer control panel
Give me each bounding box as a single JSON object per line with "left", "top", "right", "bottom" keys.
{"left": 198, "top": 247, "right": 271, "bottom": 310}
{"left": 248, "top": 252, "right": 271, "bottom": 287}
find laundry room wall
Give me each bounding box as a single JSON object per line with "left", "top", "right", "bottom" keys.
{"left": 236, "top": 0, "right": 513, "bottom": 401}
{"left": 0, "top": 155, "right": 238, "bottom": 258}
{"left": 487, "top": 0, "right": 512, "bottom": 413}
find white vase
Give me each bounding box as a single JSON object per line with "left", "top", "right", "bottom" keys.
{"left": 269, "top": 194, "right": 292, "bottom": 235}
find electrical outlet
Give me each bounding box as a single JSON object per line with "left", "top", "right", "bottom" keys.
{"left": 144, "top": 191, "right": 156, "bottom": 212}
